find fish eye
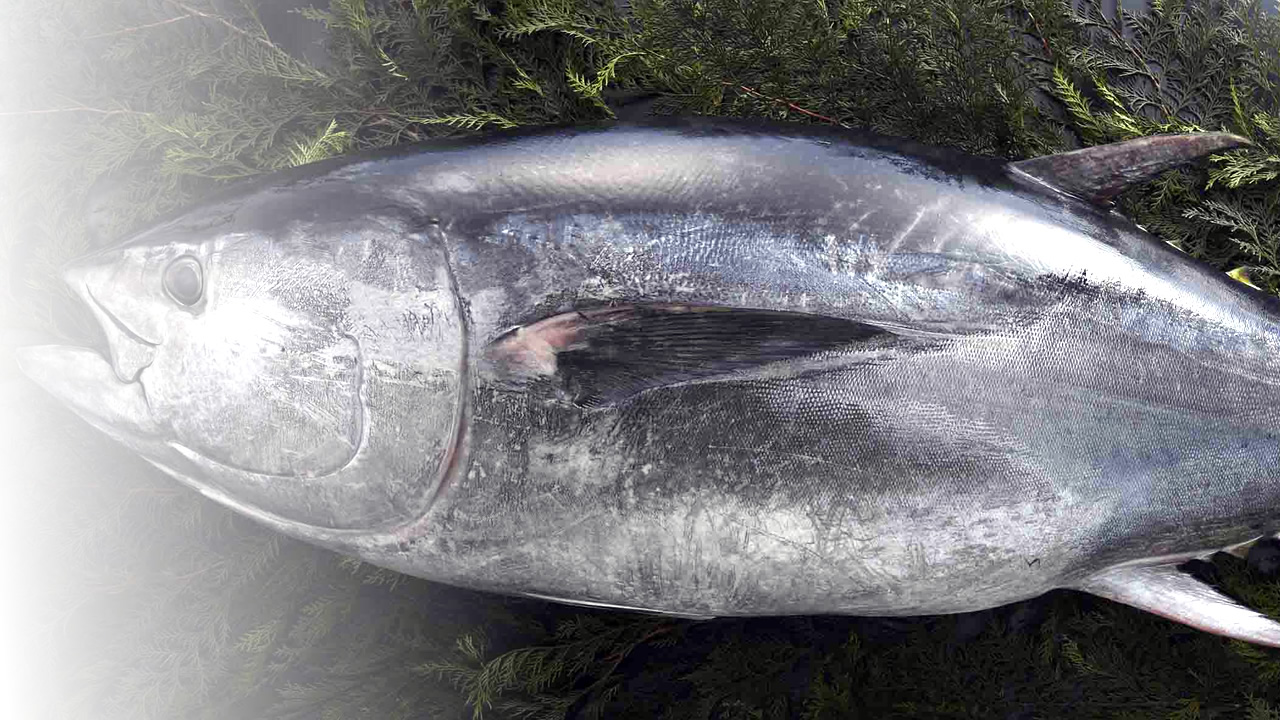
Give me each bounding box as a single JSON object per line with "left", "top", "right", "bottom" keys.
{"left": 163, "top": 256, "right": 204, "bottom": 306}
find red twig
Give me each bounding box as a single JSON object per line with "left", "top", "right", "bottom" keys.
{"left": 0, "top": 106, "right": 146, "bottom": 117}
{"left": 162, "top": 0, "right": 283, "bottom": 54}
{"left": 80, "top": 14, "right": 197, "bottom": 39}
{"left": 601, "top": 624, "right": 676, "bottom": 665}
{"left": 724, "top": 82, "right": 849, "bottom": 128}
{"left": 1024, "top": 7, "right": 1053, "bottom": 60}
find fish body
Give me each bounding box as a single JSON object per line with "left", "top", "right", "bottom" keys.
{"left": 19, "top": 118, "right": 1280, "bottom": 641}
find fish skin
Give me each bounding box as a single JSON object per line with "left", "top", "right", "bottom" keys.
{"left": 16, "top": 118, "right": 1280, "bottom": 638}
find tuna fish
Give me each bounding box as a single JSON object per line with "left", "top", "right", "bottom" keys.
{"left": 17, "top": 118, "right": 1280, "bottom": 645}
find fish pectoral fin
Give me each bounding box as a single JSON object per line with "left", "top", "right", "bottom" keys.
{"left": 481, "top": 303, "right": 893, "bottom": 407}
{"left": 1077, "top": 563, "right": 1280, "bottom": 647}
{"left": 521, "top": 591, "right": 717, "bottom": 620}
{"left": 1008, "top": 132, "right": 1250, "bottom": 206}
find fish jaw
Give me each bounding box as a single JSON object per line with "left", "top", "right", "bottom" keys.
{"left": 63, "top": 258, "right": 161, "bottom": 384}
{"left": 15, "top": 344, "right": 161, "bottom": 443}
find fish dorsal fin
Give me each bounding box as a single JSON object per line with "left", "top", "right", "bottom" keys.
{"left": 480, "top": 304, "right": 897, "bottom": 407}
{"left": 1077, "top": 563, "right": 1280, "bottom": 647}
{"left": 1008, "top": 133, "right": 1250, "bottom": 205}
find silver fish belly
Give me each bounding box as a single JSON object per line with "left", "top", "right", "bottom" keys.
{"left": 18, "top": 118, "right": 1280, "bottom": 645}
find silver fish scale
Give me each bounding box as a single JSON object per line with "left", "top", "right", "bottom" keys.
{"left": 425, "top": 295, "right": 1274, "bottom": 615}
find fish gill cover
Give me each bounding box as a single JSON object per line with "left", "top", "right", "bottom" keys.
{"left": 2, "top": 0, "right": 1280, "bottom": 718}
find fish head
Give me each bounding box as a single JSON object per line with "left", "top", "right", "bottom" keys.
{"left": 17, "top": 194, "right": 467, "bottom": 537}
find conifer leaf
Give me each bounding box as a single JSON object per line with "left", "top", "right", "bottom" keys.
{"left": 283, "top": 119, "right": 352, "bottom": 168}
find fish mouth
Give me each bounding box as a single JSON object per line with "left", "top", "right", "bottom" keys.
{"left": 15, "top": 264, "right": 160, "bottom": 438}
{"left": 14, "top": 343, "right": 159, "bottom": 439}
{"left": 67, "top": 263, "right": 159, "bottom": 385}
{"left": 86, "top": 285, "right": 159, "bottom": 349}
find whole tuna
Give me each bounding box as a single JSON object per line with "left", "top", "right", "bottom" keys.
{"left": 18, "top": 118, "right": 1280, "bottom": 645}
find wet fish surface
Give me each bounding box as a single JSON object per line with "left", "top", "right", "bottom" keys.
{"left": 18, "top": 118, "right": 1280, "bottom": 644}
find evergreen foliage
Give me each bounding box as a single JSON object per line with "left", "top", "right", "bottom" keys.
{"left": 1025, "top": 0, "right": 1280, "bottom": 285}
{"left": 5, "top": 0, "right": 1280, "bottom": 717}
